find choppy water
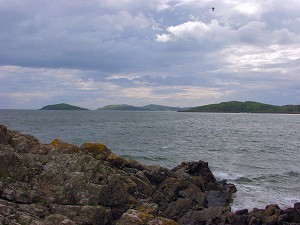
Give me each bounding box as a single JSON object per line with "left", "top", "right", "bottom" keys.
{"left": 1, "top": 109, "right": 299, "bottom": 211}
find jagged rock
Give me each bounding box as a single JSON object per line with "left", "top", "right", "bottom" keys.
{"left": 50, "top": 138, "right": 79, "bottom": 154}
{"left": 116, "top": 209, "right": 154, "bottom": 225}
{"left": 80, "top": 142, "right": 111, "bottom": 160}
{"left": 116, "top": 209, "right": 178, "bottom": 225}
{"left": 178, "top": 206, "right": 230, "bottom": 225}
{"left": 44, "top": 214, "right": 76, "bottom": 225}
{"left": 49, "top": 204, "right": 112, "bottom": 224}
{"left": 172, "top": 161, "right": 216, "bottom": 186}
{"left": 1, "top": 125, "right": 300, "bottom": 225}
{"left": 98, "top": 174, "right": 129, "bottom": 207}
{"left": 0, "top": 129, "right": 7, "bottom": 144}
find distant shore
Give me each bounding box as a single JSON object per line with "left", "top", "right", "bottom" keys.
{"left": 37, "top": 101, "right": 300, "bottom": 114}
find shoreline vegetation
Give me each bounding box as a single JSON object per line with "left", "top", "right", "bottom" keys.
{"left": 38, "top": 101, "right": 300, "bottom": 114}
{"left": 1, "top": 125, "right": 299, "bottom": 224}
{"left": 182, "top": 101, "right": 300, "bottom": 114}
{"left": 40, "top": 103, "right": 89, "bottom": 111}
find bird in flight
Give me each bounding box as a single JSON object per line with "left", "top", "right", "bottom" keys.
{"left": 211, "top": 7, "right": 215, "bottom": 11}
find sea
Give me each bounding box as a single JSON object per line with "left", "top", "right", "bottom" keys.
{"left": 0, "top": 109, "right": 299, "bottom": 211}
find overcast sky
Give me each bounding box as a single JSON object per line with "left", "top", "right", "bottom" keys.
{"left": 1, "top": 0, "right": 300, "bottom": 109}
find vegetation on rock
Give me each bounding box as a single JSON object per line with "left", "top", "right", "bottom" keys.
{"left": 0, "top": 124, "right": 299, "bottom": 225}
{"left": 184, "top": 101, "right": 300, "bottom": 113}
{"left": 98, "top": 104, "right": 188, "bottom": 111}
{"left": 40, "top": 103, "right": 89, "bottom": 110}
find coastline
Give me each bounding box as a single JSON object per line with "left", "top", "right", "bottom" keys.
{"left": 0, "top": 124, "right": 299, "bottom": 225}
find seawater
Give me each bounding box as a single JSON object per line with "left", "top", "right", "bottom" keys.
{"left": 1, "top": 109, "right": 300, "bottom": 211}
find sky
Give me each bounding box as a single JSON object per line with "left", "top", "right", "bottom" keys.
{"left": 1, "top": 0, "right": 300, "bottom": 109}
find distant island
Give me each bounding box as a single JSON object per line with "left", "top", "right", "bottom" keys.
{"left": 98, "top": 104, "right": 189, "bottom": 111}
{"left": 40, "top": 103, "right": 89, "bottom": 110}
{"left": 183, "top": 101, "right": 300, "bottom": 114}
{"left": 39, "top": 101, "right": 300, "bottom": 113}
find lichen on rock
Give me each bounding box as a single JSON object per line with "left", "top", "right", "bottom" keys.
{"left": 0, "top": 124, "right": 299, "bottom": 225}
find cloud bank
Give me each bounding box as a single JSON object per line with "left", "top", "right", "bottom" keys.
{"left": 1, "top": 0, "right": 300, "bottom": 109}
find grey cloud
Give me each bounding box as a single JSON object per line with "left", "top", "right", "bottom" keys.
{"left": 1, "top": 0, "right": 300, "bottom": 108}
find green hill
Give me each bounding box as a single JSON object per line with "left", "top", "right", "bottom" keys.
{"left": 98, "top": 104, "right": 188, "bottom": 111}
{"left": 184, "top": 101, "right": 300, "bottom": 113}
{"left": 99, "top": 104, "right": 140, "bottom": 110}
{"left": 40, "top": 103, "right": 88, "bottom": 110}
{"left": 141, "top": 104, "right": 184, "bottom": 111}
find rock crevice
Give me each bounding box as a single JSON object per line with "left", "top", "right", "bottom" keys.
{"left": 0, "top": 125, "right": 299, "bottom": 225}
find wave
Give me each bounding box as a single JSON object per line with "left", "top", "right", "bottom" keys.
{"left": 251, "top": 171, "right": 300, "bottom": 183}
{"left": 231, "top": 182, "right": 300, "bottom": 212}
{"left": 214, "top": 170, "right": 300, "bottom": 185}
{"left": 213, "top": 171, "right": 243, "bottom": 181}
{"left": 286, "top": 171, "right": 300, "bottom": 177}
{"left": 121, "top": 154, "right": 168, "bottom": 162}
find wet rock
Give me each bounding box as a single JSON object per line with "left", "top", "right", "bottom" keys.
{"left": 0, "top": 125, "right": 7, "bottom": 134}
{"left": 178, "top": 206, "right": 230, "bottom": 225}
{"left": 235, "top": 208, "right": 249, "bottom": 215}
{"left": 178, "top": 183, "right": 206, "bottom": 205}
{"left": 164, "top": 198, "right": 193, "bottom": 219}
{"left": 0, "top": 129, "right": 7, "bottom": 144}
{"left": 265, "top": 204, "right": 281, "bottom": 217}
{"left": 2, "top": 125, "right": 300, "bottom": 225}
{"left": 98, "top": 174, "right": 129, "bottom": 207}
{"left": 172, "top": 160, "right": 216, "bottom": 185}
{"left": 143, "top": 165, "right": 170, "bottom": 185}
{"left": 295, "top": 202, "right": 300, "bottom": 212}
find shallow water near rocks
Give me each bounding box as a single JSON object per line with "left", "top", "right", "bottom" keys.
{"left": 1, "top": 109, "right": 300, "bottom": 211}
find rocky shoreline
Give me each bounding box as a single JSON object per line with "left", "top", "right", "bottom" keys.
{"left": 0, "top": 124, "right": 299, "bottom": 225}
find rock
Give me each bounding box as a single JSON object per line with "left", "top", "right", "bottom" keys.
{"left": 9, "top": 134, "right": 30, "bottom": 153}
{"left": 106, "top": 153, "right": 129, "bottom": 168}
{"left": 80, "top": 142, "right": 111, "bottom": 160}
{"left": 178, "top": 206, "right": 230, "bottom": 225}
{"left": 2, "top": 125, "right": 300, "bottom": 225}
{"left": 148, "top": 217, "right": 178, "bottom": 225}
{"left": 172, "top": 160, "right": 216, "bottom": 185}
{"left": 295, "top": 202, "right": 300, "bottom": 212}
{"left": 50, "top": 138, "right": 79, "bottom": 154}
{"left": 235, "top": 208, "right": 249, "bottom": 215}
{"left": 98, "top": 174, "right": 129, "bottom": 207}
{"left": 61, "top": 219, "right": 76, "bottom": 225}
{"left": 206, "top": 190, "right": 229, "bottom": 207}
{"left": 0, "top": 125, "right": 8, "bottom": 144}
{"left": 49, "top": 204, "right": 112, "bottom": 224}
{"left": 44, "top": 214, "right": 76, "bottom": 225}
{"left": 164, "top": 198, "right": 193, "bottom": 219}
{"left": 265, "top": 214, "right": 278, "bottom": 224}
{"left": 116, "top": 209, "right": 178, "bottom": 225}
{"left": 294, "top": 205, "right": 300, "bottom": 223}
{"left": 143, "top": 165, "right": 170, "bottom": 185}
{"left": 135, "top": 202, "right": 159, "bottom": 215}
{"left": 265, "top": 204, "right": 281, "bottom": 216}
{"left": 178, "top": 183, "right": 206, "bottom": 205}
{"left": 0, "top": 125, "right": 7, "bottom": 134}
{"left": 116, "top": 209, "right": 154, "bottom": 225}
{"left": 0, "top": 130, "right": 7, "bottom": 144}
{"left": 251, "top": 208, "right": 265, "bottom": 218}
